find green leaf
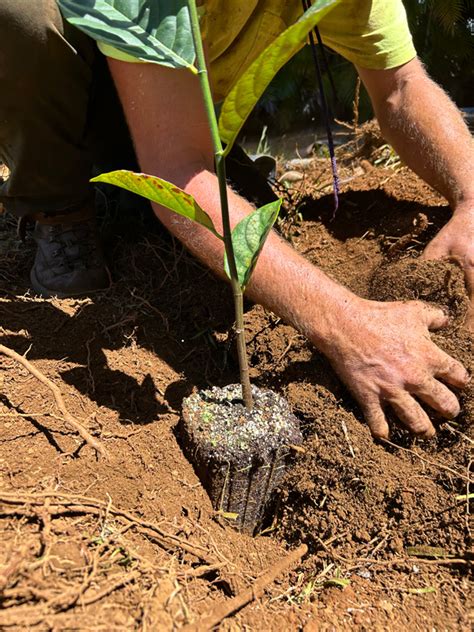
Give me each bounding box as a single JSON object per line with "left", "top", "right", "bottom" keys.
{"left": 218, "top": 0, "right": 341, "bottom": 153}
{"left": 91, "top": 170, "right": 221, "bottom": 238}
{"left": 406, "top": 587, "right": 436, "bottom": 595}
{"left": 58, "top": 0, "right": 196, "bottom": 71}
{"left": 224, "top": 199, "right": 282, "bottom": 289}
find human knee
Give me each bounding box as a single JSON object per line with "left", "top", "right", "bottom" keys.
{"left": 0, "top": 1, "right": 59, "bottom": 62}
{"left": 0, "top": 0, "right": 93, "bottom": 95}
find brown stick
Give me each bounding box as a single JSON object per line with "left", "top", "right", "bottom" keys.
{"left": 182, "top": 543, "right": 308, "bottom": 631}
{"left": 0, "top": 552, "right": 24, "bottom": 592}
{"left": 386, "top": 212, "right": 429, "bottom": 259}
{"left": 0, "top": 344, "right": 107, "bottom": 457}
{"left": 178, "top": 563, "right": 226, "bottom": 578}
{"left": 80, "top": 569, "right": 141, "bottom": 607}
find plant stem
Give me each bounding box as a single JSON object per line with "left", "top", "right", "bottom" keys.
{"left": 187, "top": 0, "right": 253, "bottom": 409}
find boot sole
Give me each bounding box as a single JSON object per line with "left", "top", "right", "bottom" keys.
{"left": 30, "top": 266, "right": 112, "bottom": 299}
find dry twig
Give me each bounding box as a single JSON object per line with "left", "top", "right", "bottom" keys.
{"left": 0, "top": 343, "right": 106, "bottom": 457}
{"left": 381, "top": 437, "right": 472, "bottom": 483}
{"left": 386, "top": 212, "right": 429, "bottom": 259}
{"left": 0, "top": 490, "right": 218, "bottom": 565}
{"left": 0, "top": 565, "right": 141, "bottom": 628}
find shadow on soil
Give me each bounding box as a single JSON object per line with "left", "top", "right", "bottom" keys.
{"left": 299, "top": 188, "right": 451, "bottom": 242}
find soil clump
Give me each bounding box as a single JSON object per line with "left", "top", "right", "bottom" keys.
{"left": 370, "top": 257, "right": 468, "bottom": 321}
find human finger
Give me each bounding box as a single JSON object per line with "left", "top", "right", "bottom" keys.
{"left": 463, "top": 259, "right": 474, "bottom": 298}
{"left": 432, "top": 350, "right": 470, "bottom": 389}
{"left": 411, "top": 377, "right": 460, "bottom": 419}
{"left": 421, "top": 239, "right": 447, "bottom": 261}
{"left": 387, "top": 392, "right": 436, "bottom": 438}
{"left": 361, "top": 400, "right": 390, "bottom": 439}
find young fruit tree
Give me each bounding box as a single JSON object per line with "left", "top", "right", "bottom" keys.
{"left": 59, "top": 0, "right": 340, "bottom": 532}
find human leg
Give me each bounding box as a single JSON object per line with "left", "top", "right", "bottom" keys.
{"left": 0, "top": 0, "right": 98, "bottom": 215}
{"left": 0, "top": 0, "right": 111, "bottom": 295}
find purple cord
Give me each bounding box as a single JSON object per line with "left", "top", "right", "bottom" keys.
{"left": 302, "top": 0, "right": 340, "bottom": 217}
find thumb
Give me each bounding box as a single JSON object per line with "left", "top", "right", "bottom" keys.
{"left": 421, "top": 237, "right": 448, "bottom": 261}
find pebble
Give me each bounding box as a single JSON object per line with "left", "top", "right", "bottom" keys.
{"left": 389, "top": 536, "right": 404, "bottom": 553}
{"left": 284, "top": 158, "right": 315, "bottom": 170}
{"left": 354, "top": 529, "right": 371, "bottom": 543}
{"left": 279, "top": 170, "right": 304, "bottom": 183}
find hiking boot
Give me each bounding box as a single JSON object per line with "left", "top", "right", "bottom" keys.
{"left": 29, "top": 205, "right": 111, "bottom": 298}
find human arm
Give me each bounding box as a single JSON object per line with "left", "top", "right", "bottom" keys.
{"left": 357, "top": 58, "right": 474, "bottom": 330}
{"left": 107, "top": 58, "right": 469, "bottom": 439}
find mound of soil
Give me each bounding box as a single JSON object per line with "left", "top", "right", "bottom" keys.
{"left": 370, "top": 257, "right": 473, "bottom": 424}
{"left": 0, "top": 160, "right": 471, "bottom": 630}
{"left": 370, "top": 258, "right": 468, "bottom": 318}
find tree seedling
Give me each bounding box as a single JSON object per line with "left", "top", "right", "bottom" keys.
{"left": 59, "top": 0, "right": 340, "bottom": 533}
{"left": 60, "top": 0, "right": 340, "bottom": 409}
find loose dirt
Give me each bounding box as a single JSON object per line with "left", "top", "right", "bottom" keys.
{"left": 0, "top": 152, "right": 471, "bottom": 630}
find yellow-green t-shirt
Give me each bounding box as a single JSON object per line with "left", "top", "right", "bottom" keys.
{"left": 99, "top": 0, "right": 416, "bottom": 102}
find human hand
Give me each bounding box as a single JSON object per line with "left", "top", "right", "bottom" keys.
{"left": 422, "top": 204, "right": 474, "bottom": 331}
{"left": 319, "top": 298, "right": 470, "bottom": 439}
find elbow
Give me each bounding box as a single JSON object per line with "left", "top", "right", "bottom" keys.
{"left": 164, "top": 156, "right": 214, "bottom": 191}
{"left": 138, "top": 149, "right": 214, "bottom": 191}
{"left": 373, "top": 91, "right": 403, "bottom": 140}
{"left": 372, "top": 73, "right": 410, "bottom": 130}
{"left": 365, "top": 58, "right": 429, "bottom": 135}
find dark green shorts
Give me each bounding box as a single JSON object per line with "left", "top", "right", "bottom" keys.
{"left": 0, "top": 0, "right": 133, "bottom": 216}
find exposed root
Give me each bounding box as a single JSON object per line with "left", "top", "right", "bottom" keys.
{"left": 0, "top": 560, "right": 141, "bottom": 628}
{"left": 0, "top": 487, "right": 232, "bottom": 629}
{"left": 380, "top": 438, "right": 472, "bottom": 484}
{"left": 385, "top": 212, "right": 430, "bottom": 259}
{"left": 0, "top": 343, "right": 107, "bottom": 458}
{"left": 0, "top": 489, "right": 220, "bottom": 566}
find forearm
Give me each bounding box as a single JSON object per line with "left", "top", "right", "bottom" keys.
{"left": 106, "top": 59, "right": 359, "bottom": 353}
{"left": 360, "top": 59, "right": 474, "bottom": 208}
{"left": 107, "top": 58, "right": 469, "bottom": 438}
{"left": 157, "top": 170, "right": 470, "bottom": 440}
{"left": 152, "top": 167, "right": 356, "bottom": 353}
